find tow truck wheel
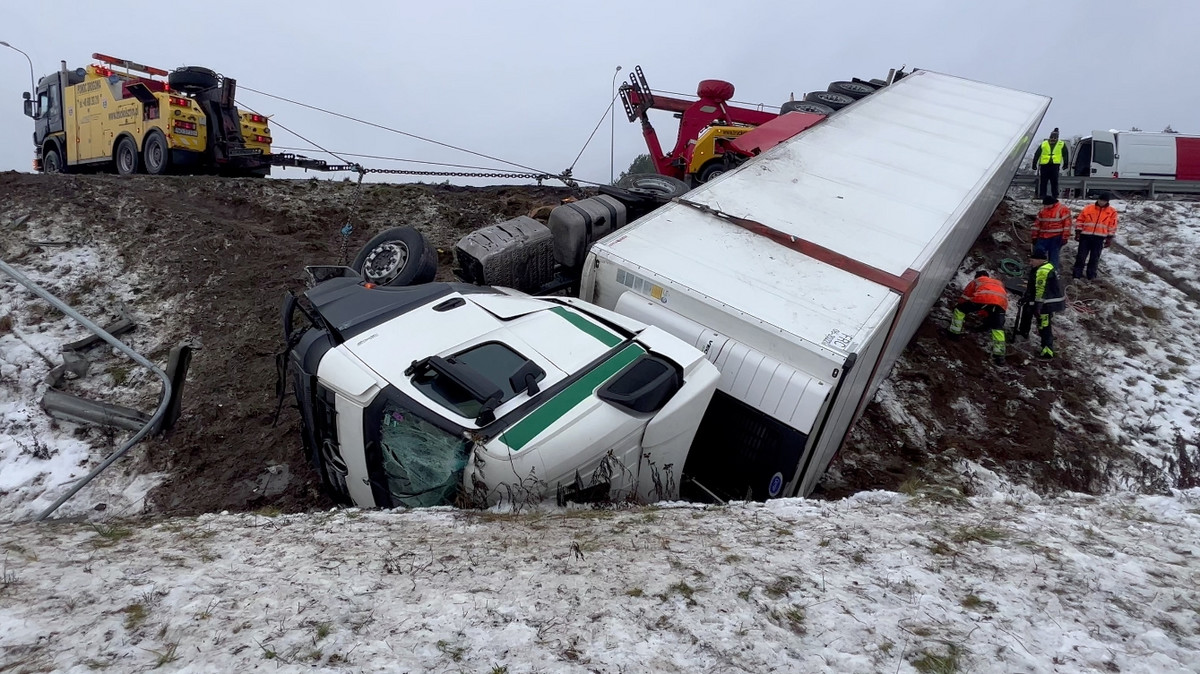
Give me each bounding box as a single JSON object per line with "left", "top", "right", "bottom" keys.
{"left": 43, "top": 147, "right": 63, "bottom": 174}
{"left": 142, "top": 131, "right": 170, "bottom": 175}
{"left": 114, "top": 136, "right": 139, "bottom": 175}
{"left": 697, "top": 161, "right": 728, "bottom": 184}
{"left": 351, "top": 226, "right": 438, "bottom": 286}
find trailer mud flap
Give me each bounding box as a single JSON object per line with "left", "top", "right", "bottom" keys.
{"left": 680, "top": 390, "right": 808, "bottom": 503}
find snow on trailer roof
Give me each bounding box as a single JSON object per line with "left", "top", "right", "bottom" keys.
{"left": 595, "top": 71, "right": 1050, "bottom": 353}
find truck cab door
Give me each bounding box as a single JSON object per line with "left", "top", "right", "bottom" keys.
{"left": 1091, "top": 131, "right": 1117, "bottom": 178}
{"left": 1072, "top": 138, "right": 1092, "bottom": 176}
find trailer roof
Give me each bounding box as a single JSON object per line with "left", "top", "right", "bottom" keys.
{"left": 593, "top": 70, "right": 1050, "bottom": 351}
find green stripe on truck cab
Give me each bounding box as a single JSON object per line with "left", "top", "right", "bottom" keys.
{"left": 550, "top": 306, "right": 623, "bottom": 347}
{"left": 500, "top": 343, "right": 645, "bottom": 451}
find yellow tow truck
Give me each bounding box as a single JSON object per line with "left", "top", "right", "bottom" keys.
{"left": 22, "top": 53, "right": 275, "bottom": 176}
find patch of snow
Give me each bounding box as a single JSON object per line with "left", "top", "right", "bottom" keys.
{"left": 2, "top": 492, "right": 1198, "bottom": 672}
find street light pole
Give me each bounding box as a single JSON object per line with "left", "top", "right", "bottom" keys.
{"left": 0, "top": 41, "right": 37, "bottom": 95}
{"left": 610, "top": 65, "right": 622, "bottom": 185}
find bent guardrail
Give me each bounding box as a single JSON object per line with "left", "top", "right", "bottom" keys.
{"left": 0, "top": 257, "right": 172, "bottom": 521}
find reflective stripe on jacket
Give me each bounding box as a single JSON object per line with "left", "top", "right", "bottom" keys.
{"left": 1033, "top": 202, "right": 1073, "bottom": 241}
{"left": 962, "top": 276, "right": 1009, "bottom": 311}
{"left": 1038, "top": 140, "right": 1065, "bottom": 166}
{"left": 1026, "top": 262, "right": 1065, "bottom": 314}
{"left": 1075, "top": 204, "right": 1118, "bottom": 237}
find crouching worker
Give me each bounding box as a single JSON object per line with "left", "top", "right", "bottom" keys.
{"left": 948, "top": 271, "right": 1009, "bottom": 365}
{"left": 1018, "top": 248, "right": 1066, "bottom": 360}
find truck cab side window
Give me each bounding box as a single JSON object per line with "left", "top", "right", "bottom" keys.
{"left": 47, "top": 85, "right": 60, "bottom": 118}
{"left": 1093, "top": 141, "right": 1114, "bottom": 167}
{"left": 37, "top": 92, "right": 50, "bottom": 119}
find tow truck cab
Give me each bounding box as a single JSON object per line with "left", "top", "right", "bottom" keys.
{"left": 284, "top": 278, "right": 719, "bottom": 508}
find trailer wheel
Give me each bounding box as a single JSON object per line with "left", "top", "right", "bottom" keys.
{"left": 114, "top": 136, "right": 139, "bottom": 175}
{"left": 43, "top": 146, "right": 64, "bottom": 174}
{"left": 169, "top": 66, "right": 219, "bottom": 94}
{"left": 780, "top": 100, "right": 836, "bottom": 116}
{"left": 351, "top": 227, "right": 438, "bottom": 286}
{"left": 142, "top": 131, "right": 170, "bottom": 175}
{"left": 619, "top": 173, "right": 690, "bottom": 200}
{"left": 803, "top": 91, "right": 854, "bottom": 110}
{"left": 827, "top": 81, "right": 876, "bottom": 99}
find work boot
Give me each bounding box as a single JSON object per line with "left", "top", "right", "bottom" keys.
{"left": 992, "top": 354, "right": 1006, "bottom": 366}
{"left": 1038, "top": 347, "right": 1054, "bottom": 360}
{"left": 945, "top": 329, "right": 964, "bottom": 341}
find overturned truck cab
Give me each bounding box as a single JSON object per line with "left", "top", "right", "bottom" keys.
{"left": 283, "top": 276, "right": 719, "bottom": 508}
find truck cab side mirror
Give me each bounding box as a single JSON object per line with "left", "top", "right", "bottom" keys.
{"left": 22, "top": 92, "right": 37, "bottom": 118}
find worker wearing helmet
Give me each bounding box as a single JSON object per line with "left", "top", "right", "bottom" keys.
{"left": 1072, "top": 192, "right": 1119, "bottom": 280}
{"left": 947, "top": 271, "right": 1009, "bottom": 365}
{"left": 1032, "top": 128, "right": 1069, "bottom": 199}
{"left": 1031, "top": 195, "right": 1072, "bottom": 269}
{"left": 1018, "top": 248, "right": 1066, "bottom": 360}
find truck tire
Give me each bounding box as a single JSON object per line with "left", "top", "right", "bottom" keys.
{"left": 827, "top": 81, "right": 876, "bottom": 99}
{"left": 114, "top": 136, "right": 139, "bottom": 175}
{"left": 697, "top": 161, "right": 729, "bottom": 184}
{"left": 619, "top": 173, "right": 690, "bottom": 200}
{"left": 168, "top": 66, "right": 219, "bottom": 94}
{"left": 804, "top": 91, "right": 854, "bottom": 110}
{"left": 780, "top": 100, "right": 835, "bottom": 116}
{"left": 351, "top": 227, "right": 438, "bottom": 286}
{"left": 142, "top": 131, "right": 170, "bottom": 175}
{"left": 42, "top": 146, "right": 64, "bottom": 174}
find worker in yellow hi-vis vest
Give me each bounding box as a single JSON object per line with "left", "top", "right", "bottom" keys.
{"left": 1031, "top": 128, "right": 1069, "bottom": 199}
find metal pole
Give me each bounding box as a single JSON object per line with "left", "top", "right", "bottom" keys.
{"left": 610, "top": 65, "right": 622, "bottom": 185}
{"left": 0, "top": 41, "right": 37, "bottom": 94}
{"left": 0, "top": 258, "right": 172, "bottom": 521}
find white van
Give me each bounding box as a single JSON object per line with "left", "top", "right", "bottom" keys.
{"left": 1072, "top": 130, "right": 1200, "bottom": 180}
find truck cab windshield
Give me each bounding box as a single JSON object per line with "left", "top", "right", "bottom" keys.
{"left": 368, "top": 398, "right": 471, "bottom": 508}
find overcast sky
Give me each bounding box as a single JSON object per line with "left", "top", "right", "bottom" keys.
{"left": 2, "top": 0, "right": 1195, "bottom": 185}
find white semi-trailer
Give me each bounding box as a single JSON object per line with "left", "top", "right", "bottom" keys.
{"left": 581, "top": 70, "right": 1050, "bottom": 501}
{"left": 286, "top": 70, "right": 1049, "bottom": 508}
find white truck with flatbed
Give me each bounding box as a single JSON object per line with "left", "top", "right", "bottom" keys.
{"left": 284, "top": 69, "right": 1049, "bottom": 508}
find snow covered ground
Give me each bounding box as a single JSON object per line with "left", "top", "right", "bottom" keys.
{"left": 1033, "top": 197, "right": 1200, "bottom": 490}
{"left": 1, "top": 211, "right": 175, "bottom": 522}
{"left": 3, "top": 490, "right": 1199, "bottom": 673}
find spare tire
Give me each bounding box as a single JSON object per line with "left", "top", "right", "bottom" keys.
{"left": 169, "top": 66, "right": 218, "bottom": 94}
{"left": 803, "top": 91, "right": 854, "bottom": 110}
{"left": 619, "top": 173, "right": 690, "bottom": 200}
{"left": 351, "top": 227, "right": 438, "bottom": 286}
{"left": 780, "top": 100, "right": 835, "bottom": 116}
{"left": 827, "top": 81, "right": 876, "bottom": 99}
{"left": 697, "top": 79, "right": 735, "bottom": 102}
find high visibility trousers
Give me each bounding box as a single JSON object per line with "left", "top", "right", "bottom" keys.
{"left": 950, "top": 302, "right": 1006, "bottom": 356}
{"left": 1038, "top": 313, "right": 1054, "bottom": 355}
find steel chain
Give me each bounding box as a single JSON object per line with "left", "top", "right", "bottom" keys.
{"left": 338, "top": 170, "right": 367, "bottom": 265}
{"left": 362, "top": 167, "right": 554, "bottom": 182}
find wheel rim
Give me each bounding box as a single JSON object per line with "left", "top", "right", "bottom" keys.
{"left": 630, "top": 177, "right": 677, "bottom": 196}
{"left": 815, "top": 92, "right": 848, "bottom": 104}
{"left": 363, "top": 241, "right": 409, "bottom": 284}
{"left": 119, "top": 144, "right": 135, "bottom": 173}
{"left": 147, "top": 139, "right": 164, "bottom": 172}
{"left": 840, "top": 83, "right": 874, "bottom": 95}
{"left": 45, "top": 151, "right": 61, "bottom": 173}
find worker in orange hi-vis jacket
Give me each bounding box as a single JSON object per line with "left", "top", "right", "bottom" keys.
{"left": 946, "top": 271, "right": 1010, "bottom": 365}
{"left": 1031, "top": 195, "right": 1072, "bottom": 269}
{"left": 1072, "top": 192, "right": 1119, "bottom": 281}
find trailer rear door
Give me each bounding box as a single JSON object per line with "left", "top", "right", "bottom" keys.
{"left": 1177, "top": 137, "right": 1200, "bottom": 181}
